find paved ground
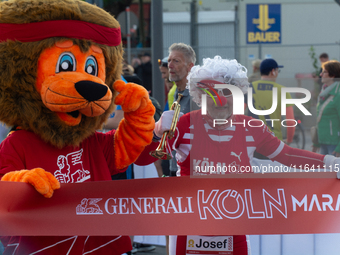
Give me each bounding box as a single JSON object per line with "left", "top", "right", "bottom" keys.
{"left": 134, "top": 245, "right": 167, "bottom": 255}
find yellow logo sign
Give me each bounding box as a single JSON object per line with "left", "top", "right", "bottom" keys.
{"left": 247, "top": 4, "right": 281, "bottom": 44}
{"left": 253, "top": 5, "right": 275, "bottom": 31}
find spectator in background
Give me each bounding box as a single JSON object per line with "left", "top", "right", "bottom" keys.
{"left": 247, "top": 58, "right": 295, "bottom": 159}
{"left": 168, "top": 43, "right": 197, "bottom": 114}
{"left": 314, "top": 53, "right": 330, "bottom": 90}
{"left": 166, "top": 43, "right": 198, "bottom": 176}
{"left": 0, "top": 123, "right": 8, "bottom": 142}
{"left": 158, "top": 57, "right": 177, "bottom": 111}
{"left": 248, "top": 59, "right": 262, "bottom": 83}
{"left": 312, "top": 60, "right": 340, "bottom": 156}
{"left": 134, "top": 52, "right": 152, "bottom": 95}
{"left": 122, "top": 60, "right": 135, "bottom": 76}
{"left": 157, "top": 57, "right": 175, "bottom": 178}
{"left": 158, "top": 57, "right": 171, "bottom": 99}
{"left": 319, "top": 53, "right": 329, "bottom": 72}
{"left": 131, "top": 55, "right": 142, "bottom": 70}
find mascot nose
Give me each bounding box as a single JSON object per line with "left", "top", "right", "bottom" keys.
{"left": 75, "top": 81, "right": 108, "bottom": 102}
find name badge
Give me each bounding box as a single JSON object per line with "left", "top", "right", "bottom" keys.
{"left": 186, "top": 235, "right": 233, "bottom": 255}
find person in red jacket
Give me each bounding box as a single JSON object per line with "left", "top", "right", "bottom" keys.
{"left": 136, "top": 56, "right": 340, "bottom": 255}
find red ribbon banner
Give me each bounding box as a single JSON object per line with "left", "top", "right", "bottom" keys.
{"left": 0, "top": 173, "right": 339, "bottom": 236}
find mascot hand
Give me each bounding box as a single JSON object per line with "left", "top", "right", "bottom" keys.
{"left": 113, "top": 80, "right": 155, "bottom": 169}
{"left": 1, "top": 168, "right": 60, "bottom": 198}
{"left": 154, "top": 110, "right": 184, "bottom": 138}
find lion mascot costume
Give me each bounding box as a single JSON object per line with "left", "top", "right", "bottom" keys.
{"left": 0, "top": 0, "right": 155, "bottom": 254}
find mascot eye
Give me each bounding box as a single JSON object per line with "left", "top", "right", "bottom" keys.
{"left": 56, "top": 53, "right": 76, "bottom": 73}
{"left": 85, "top": 56, "right": 98, "bottom": 76}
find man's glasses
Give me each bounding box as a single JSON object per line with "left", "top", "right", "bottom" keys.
{"left": 158, "top": 59, "right": 168, "bottom": 67}
{"left": 197, "top": 82, "right": 232, "bottom": 97}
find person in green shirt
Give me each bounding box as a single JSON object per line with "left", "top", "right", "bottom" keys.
{"left": 312, "top": 60, "right": 340, "bottom": 156}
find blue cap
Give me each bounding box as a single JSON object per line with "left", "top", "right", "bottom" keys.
{"left": 260, "top": 58, "right": 284, "bottom": 73}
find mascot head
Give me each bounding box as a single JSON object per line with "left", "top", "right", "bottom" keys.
{"left": 0, "top": 0, "right": 123, "bottom": 148}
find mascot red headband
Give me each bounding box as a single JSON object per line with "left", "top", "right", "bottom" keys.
{"left": 0, "top": 20, "right": 121, "bottom": 46}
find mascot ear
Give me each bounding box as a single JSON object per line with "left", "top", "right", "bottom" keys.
{"left": 55, "top": 40, "right": 73, "bottom": 48}
{"left": 90, "top": 45, "right": 103, "bottom": 54}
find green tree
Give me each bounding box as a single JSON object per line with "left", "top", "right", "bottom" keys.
{"left": 309, "top": 46, "right": 320, "bottom": 76}
{"left": 308, "top": 45, "right": 321, "bottom": 104}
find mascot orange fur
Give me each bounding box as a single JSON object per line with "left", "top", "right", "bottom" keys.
{"left": 0, "top": 0, "right": 155, "bottom": 254}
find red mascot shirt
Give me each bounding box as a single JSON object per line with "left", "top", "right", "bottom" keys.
{"left": 0, "top": 129, "right": 131, "bottom": 255}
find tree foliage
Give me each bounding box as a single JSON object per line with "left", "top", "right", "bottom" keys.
{"left": 308, "top": 46, "right": 319, "bottom": 76}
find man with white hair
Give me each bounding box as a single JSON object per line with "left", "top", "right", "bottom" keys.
{"left": 168, "top": 42, "right": 197, "bottom": 114}
{"left": 167, "top": 43, "right": 198, "bottom": 176}
{"left": 136, "top": 56, "right": 340, "bottom": 255}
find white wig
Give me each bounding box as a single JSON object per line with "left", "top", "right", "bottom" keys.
{"left": 187, "top": 56, "right": 249, "bottom": 106}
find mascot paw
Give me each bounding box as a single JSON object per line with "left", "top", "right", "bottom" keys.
{"left": 113, "top": 80, "right": 149, "bottom": 112}
{"left": 2, "top": 168, "right": 60, "bottom": 198}
{"left": 113, "top": 80, "right": 155, "bottom": 169}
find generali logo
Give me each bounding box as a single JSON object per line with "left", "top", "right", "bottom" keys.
{"left": 76, "top": 198, "right": 103, "bottom": 215}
